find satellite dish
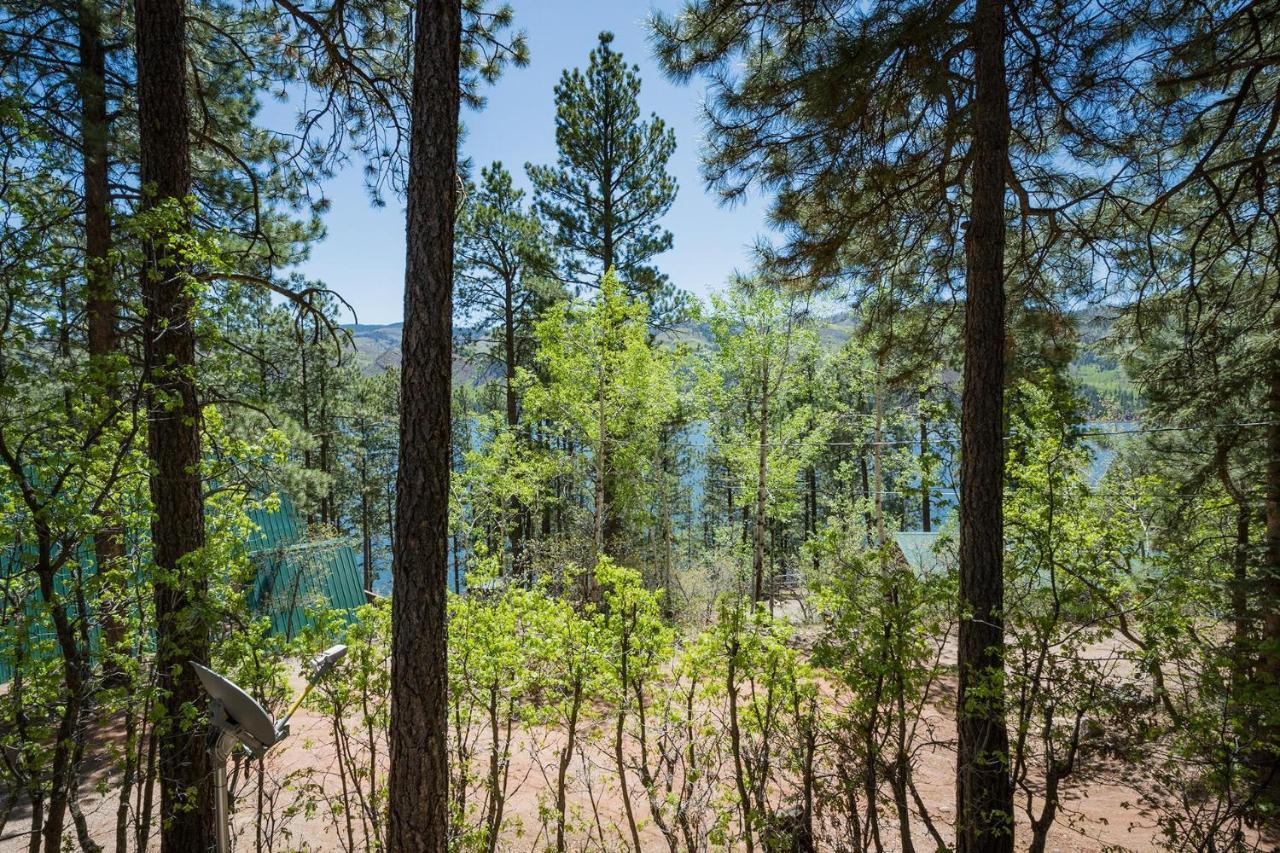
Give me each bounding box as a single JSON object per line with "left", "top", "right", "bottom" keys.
{"left": 191, "top": 661, "right": 279, "bottom": 753}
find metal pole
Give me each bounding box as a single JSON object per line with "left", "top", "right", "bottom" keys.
{"left": 198, "top": 644, "right": 346, "bottom": 853}
{"left": 212, "top": 732, "right": 234, "bottom": 853}
{"left": 276, "top": 681, "right": 315, "bottom": 732}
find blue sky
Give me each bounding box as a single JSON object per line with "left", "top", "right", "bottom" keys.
{"left": 285, "top": 0, "right": 770, "bottom": 325}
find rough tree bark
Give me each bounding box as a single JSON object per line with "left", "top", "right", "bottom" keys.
{"left": 955, "top": 0, "right": 1014, "bottom": 849}
{"left": 919, "top": 404, "right": 931, "bottom": 533}
{"left": 387, "top": 0, "right": 461, "bottom": 849}
{"left": 135, "top": 0, "right": 213, "bottom": 848}
{"left": 1264, "top": 329, "right": 1280, "bottom": 798}
{"left": 752, "top": 361, "right": 769, "bottom": 602}
{"left": 79, "top": 0, "right": 128, "bottom": 672}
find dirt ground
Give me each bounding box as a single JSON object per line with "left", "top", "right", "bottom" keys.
{"left": 2, "top": 672, "right": 1172, "bottom": 853}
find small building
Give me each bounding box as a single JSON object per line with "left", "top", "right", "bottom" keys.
{"left": 0, "top": 494, "right": 364, "bottom": 683}
{"left": 243, "top": 494, "right": 367, "bottom": 640}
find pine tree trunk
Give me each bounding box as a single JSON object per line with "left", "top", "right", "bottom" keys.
{"left": 919, "top": 406, "right": 931, "bottom": 533}
{"left": 955, "top": 0, "right": 1013, "bottom": 849}
{"left": 135, "top": 0, "right": 213, "bottom": 848}
{"left": 80, "top": 0, "right": 112, "bottom": 445}
{"left": 752, "top": 364, "right": 769, "bottom": 602}
{"left": 387, "top": 0, "right": 461, "bottom": 848}
{"left": 1263, "top": 328, "right": 1280, "bottom": 799}
{"left": 79, "top": 0, "right": 127, "bottom": 669}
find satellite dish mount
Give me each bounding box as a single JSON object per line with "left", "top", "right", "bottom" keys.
{"left": 192, "top": 644, "right": 347, "bottom": 853}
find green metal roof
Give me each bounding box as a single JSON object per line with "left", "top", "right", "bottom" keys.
{"left": 244, "top": 495, "right": 366, "bottom": 639}
{"left": 0, "top": 492, "right": 365, "bottom": 683}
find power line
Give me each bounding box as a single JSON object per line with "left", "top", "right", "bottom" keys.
{"left": 1072, "top": 421, "right": 1276, "bottom": 438}
{"left": 492, "top": 419, "right": 1275, "bottom": 455}
{"left": 301, "top": 409, "right": 1280, "bottom": 458}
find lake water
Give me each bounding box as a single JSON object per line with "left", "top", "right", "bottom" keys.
{"left": 365, "top": 420, "right": 1138, "bottom": 592}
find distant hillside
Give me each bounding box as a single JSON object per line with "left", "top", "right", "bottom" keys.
{"left": 346, "top": 308, "right": 1137, "bottom": 416}
{"left": 1067, "top": 307, "right": 1136, "bottom": 418}
{"left": 347, "top": 323, "right": 404, "bottom": 373}
{"left": 346, "top": 314, "right": 867, "bottom": 375}
{"left": 347, "top": 321, "right": 489, "bottom": 384}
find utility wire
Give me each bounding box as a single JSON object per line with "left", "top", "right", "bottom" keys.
{"left": 471, "top": 419, "right": 1276, "bottom": 454}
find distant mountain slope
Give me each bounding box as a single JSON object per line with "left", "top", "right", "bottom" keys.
{"left": 348, "top": 321, "right": 486, "bottom": 384}
{"left": 347, "top": 323, "right": 404, "bottom": 373}
{"left": 346, "top": 308, "right": 1137, "bottom": 415}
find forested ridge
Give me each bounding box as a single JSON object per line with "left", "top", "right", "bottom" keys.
{"left": 1, "top": 0, "right": 1278, "bottom": 851}
{"left": 347, "top": 307, "right": 1140, "bottom": 418}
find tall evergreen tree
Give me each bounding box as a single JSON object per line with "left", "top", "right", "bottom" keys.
{"left": 456, "top": 161, "right": 555, "bottom": 428}
{"left": 134, "top": 0, "right": 213, "bottom": 848}
{"left": 654, "top": 2, "right": 1132, "bottom": 847}
{"left": 527, "top": 32, "right": 684, "bottom": 328}
{"left": 955, "top": 2, "right": 1014, "bottom": 847}
{"left": 388, "top": 5, "right": 526, "bottom": 843}
{"left": 389, "top": 0, "right": 461, "bottom": 847}
{"left": 456, "top": 161, "right": 556, "bottom": 571}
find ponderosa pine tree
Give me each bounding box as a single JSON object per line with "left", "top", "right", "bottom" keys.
{"left": 456, "top": 162, "right": 555, "bottom": 570}
{"left": 956, "top": 3, "right": 1014, "bottom": 849}
{"left": 2, "top": 0, "right": 530, "bottom": 846}
{"left": 456, "top": 161, "right": 555, "bottom": 429}
{"left": 388, "top": 0, "right": 462, "bottom": 848}
{"left": 387, "top": 9, "right": 528, "bottom": 835}
{"left": 2, "top": 1, "right": 371, "bottom": 846}
{"left": 527, "top": 32, "right": 684, "bottom": 329}
{"left": 654, "top": 1, "right": 1135, "bottom": 847}
{"left": 134, "top": 0, "right": 213, "bottom": 847}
